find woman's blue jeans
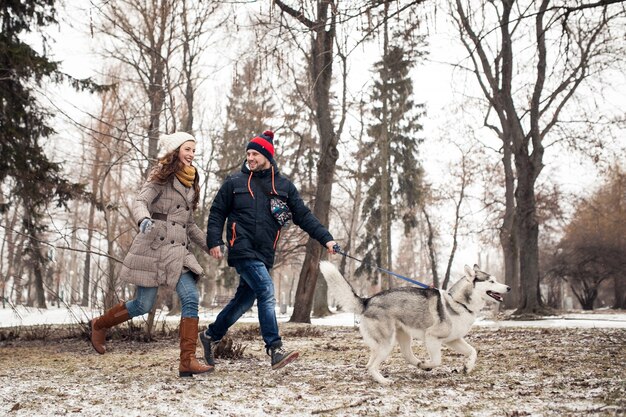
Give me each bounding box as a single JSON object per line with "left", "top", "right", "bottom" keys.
{"left": 206, "top": 259, "right": 280, "bottom": 349}
{"left": 125, "top": 272, "right": 199, "bottom": 319}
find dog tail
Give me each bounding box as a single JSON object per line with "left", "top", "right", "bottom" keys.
{"left": 319, "top": 261, "right": 365, "bottom": 314}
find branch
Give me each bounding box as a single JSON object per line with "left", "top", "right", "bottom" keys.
{"left": 0, "top": 224, "right": 123, "bottom": 264}
{"left": 273, "top": 0, "right": 316, "bottom": 28}
{"left": 555, "top": 0, "right": 625, "bottom": 15}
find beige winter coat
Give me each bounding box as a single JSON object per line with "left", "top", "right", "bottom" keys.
{"left": 120, "top": 176, "right": 209, "bottom": 289}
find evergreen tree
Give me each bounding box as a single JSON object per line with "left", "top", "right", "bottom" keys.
{"left": 279, "top": 60, "right": 318, "bottom": 202}
{"left": 217, "top": 58, "right": 276, "bottom": 177}
{"left": 0, "top": 1, "right": 98, "bottom": 307}
{"left": 214, "top": 57, "right": 276, "bottom": 291}
{"left": 356, "top": 44, "right": 425, "bottom": 283}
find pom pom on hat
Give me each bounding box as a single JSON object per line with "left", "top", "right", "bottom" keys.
{"left": 158, "top": 132, "right": 195, "bottom": 158}
{"left": 246, "top": 130, "right": 275, "bottom": 161}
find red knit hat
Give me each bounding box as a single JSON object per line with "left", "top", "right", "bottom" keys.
{"left": 246, "top": 130, "right": 275, "bottom": 161}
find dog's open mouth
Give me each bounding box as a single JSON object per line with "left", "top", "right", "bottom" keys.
{"left": 487, "top": 291, "right": 503, "bottom": 302}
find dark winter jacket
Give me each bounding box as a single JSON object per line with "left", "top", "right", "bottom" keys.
{"left": 206, "top": 160, "right": 334, "bottom": 269}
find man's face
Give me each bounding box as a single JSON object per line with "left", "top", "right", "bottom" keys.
{"left": 246, "top": 150, "right": 271, "bottom": 172}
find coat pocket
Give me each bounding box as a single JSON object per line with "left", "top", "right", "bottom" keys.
{"left": 149, "top": 223, "right": 167, "bottom": 250}
{"left": 233, "top": 187, "right": 253, "bottom": 209}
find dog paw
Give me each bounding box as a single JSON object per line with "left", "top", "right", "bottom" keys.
{"left": 378, "top": 377, "right": 393, "bottom": 385}
{"left": 418, "top": 363, "right": 433, "bottom": 371}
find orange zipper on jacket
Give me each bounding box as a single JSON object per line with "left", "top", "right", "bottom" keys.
{"left": 229, "top": 222, "right": 237, "bottom": 247}
{"left": 247, "top": 171, "right": 254, "bottom": 198}
{"left": 273, "top": 229, "right": 280, "bottom": 250}
{"left": 271, "top": 165, "right": 278, "bottom": 194}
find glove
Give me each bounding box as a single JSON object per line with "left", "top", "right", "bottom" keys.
{"left": 139, "top": 218, "right": 153, "bottom": 234}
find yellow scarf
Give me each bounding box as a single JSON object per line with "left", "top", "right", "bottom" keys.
{"left": 176, "top": 165, "right": 196, "bottom": 188}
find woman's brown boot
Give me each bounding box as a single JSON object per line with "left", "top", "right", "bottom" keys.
{"left": 179, "top": 317, "right": 214, "bottom": 377}
{"left": 90, "top": 301, "right": 130, "bottom": 354}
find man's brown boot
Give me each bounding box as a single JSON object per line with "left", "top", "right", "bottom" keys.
{"left": 90, "top": 301, "right": 130, "bottom": 354}
{"left": 179, "top": 317, "right": 214, "bottom": 377}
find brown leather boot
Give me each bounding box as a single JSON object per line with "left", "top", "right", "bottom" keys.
{"left": 179, "top": 317, "right": 214, "bottom": 377}
{"left": 90, "top": 301, "right": 130, "bottom": 354}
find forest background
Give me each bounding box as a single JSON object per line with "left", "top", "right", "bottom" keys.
{"left": 1, "top": 0, "right": 625, "bottom": 333}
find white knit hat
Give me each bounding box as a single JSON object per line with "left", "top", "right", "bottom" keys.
{"left": 158, "top": 132, "right": 195, "bottom": 158}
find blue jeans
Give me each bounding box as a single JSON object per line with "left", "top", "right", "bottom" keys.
{"left": 125, "top": 272, "right": 199, "bottom": 319}
{"left": 206, "top": 259, "right": 280, "bottom": 349}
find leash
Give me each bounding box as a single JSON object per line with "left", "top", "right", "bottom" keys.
{"left": 332, "top": 244, "right": 433, "bottom": 289}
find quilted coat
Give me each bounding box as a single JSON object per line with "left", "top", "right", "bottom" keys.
{"left": 120, "top": 176, "right": 209, "bottom": 289}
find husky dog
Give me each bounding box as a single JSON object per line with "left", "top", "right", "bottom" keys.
{"left": 319, "top": 261, "right": 510, "bottom": 384}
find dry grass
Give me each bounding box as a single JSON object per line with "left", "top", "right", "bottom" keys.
{"left": 0, "top": 323, "right": 624, "bottom": 416}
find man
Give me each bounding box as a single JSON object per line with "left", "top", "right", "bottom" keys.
{"left": 201, "top": 130, "right": 337, "bottom": 370}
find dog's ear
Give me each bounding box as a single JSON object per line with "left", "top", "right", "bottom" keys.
{"left": 472, "top": 264, "right": 490, "bottom": 281}
{"left": 464, "top": 265, "right": 474, "bottom": 278}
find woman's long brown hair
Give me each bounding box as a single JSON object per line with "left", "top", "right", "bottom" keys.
{"left": 147, "top": 150, "right": 200, "bottom": 210}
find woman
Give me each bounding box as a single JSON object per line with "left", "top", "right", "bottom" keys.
{"left": 89, "top": 131, "right": 212, "bottom": 378}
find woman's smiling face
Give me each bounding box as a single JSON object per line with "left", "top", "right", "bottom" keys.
{"left": 178, "top": 140, "right": 196, "bottom": 166}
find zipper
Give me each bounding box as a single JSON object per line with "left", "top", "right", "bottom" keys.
{"left": 273, "top": 229, "right": 280, "bottom": 249}
{"left": 229, "top": 222, "right": 237, "bottom": 247}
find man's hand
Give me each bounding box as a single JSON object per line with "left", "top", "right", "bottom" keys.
{"left": 326, "top": 241, "right": 339, "bottom": 254}
{"left": 209, "top": 245, "right": 223, "bottom": 260}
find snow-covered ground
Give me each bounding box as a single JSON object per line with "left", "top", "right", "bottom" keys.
{"left": 1, "top": 304, "right": 625, "bottom": 329}
{"left": 1, "top": 305, "right": 624, "bottom": 417}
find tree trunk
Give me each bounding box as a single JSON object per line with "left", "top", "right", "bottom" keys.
{"left": 69, "top": 200, "right": 81, "bottom": 304}
{"left": 379, "top": 0, "right": 392, "bottom": 291}
{"left": 291, "top": 161, "right": 336, "bottom": 323}
{"left": 2, "top": 208, "right": 20, "bottom": 305}
{"left": 11, "top": 234, "right": 25, "bottom": 305}
{"left": 181, "top": 7, "right": 194, "bottom": 134}
{"left": 143, "top": 28, "right": 167, "bottom": 334}
{"left": 500, "top": 138, "right": 520, "bottom": 309}
{"left": 312, "top": 274, "right": 331, "bottom": 317}
{"left": 514, "top": 162, "right": 545, "bottom": 314}
{"left": 421, "top": 206, "right": 439, "bottom": 288}
{"left": 285, "top": 0, "right": 338, "bottom": 324}
{"left": 24, "top": 209, "right": 46, "bottom": 309}
{"left": 82, "top": 195, "right": 96, "bottom": 307}
{"left": 612, "top": 275, "right": 625, "bottom": 309}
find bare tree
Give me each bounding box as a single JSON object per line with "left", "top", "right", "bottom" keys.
{"left": 547, "top": 164, "right": 625, "bottom": 310}
{"left": 93, "top": 0, "right": 223, "bottom": 333}
{"left": 274, "top": 0, "right": 428, "bottom": 322}
{"left": 273, "top": 0, "right": 341, "bottom": 323}
{"left": 97, "top": 0, "right": 184, "bottom": 170}
{"left": 452, "top": 0, "right": 624, "bottom": 314}
{"left": 440, "top": 144, "right": 475, "bottom": 289}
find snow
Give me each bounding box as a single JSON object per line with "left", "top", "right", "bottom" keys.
{"left": 1, "top": 304, "right": 625, "bottom": 329}
{"left": 1, "top": 305, "right": 624, "bottom": 417}
{"left": 476, "top": 312, "right": 626, "bottom": 329}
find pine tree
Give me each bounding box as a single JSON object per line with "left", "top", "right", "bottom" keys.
{"left": 356, "top": 43, "right": 425, "bottom": 285}
{"left": 213, "top": 57, "right": 276, "bottom": 292}
{"left": 0, "top": 1, "right": 97, "bottom": 307}
{"left": 217, "top": 58, "right": 276, "bottom": 177}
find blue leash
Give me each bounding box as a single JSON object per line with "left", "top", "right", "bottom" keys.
{"left": 332, "top": 244, "right": 433, "bottom": 289}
